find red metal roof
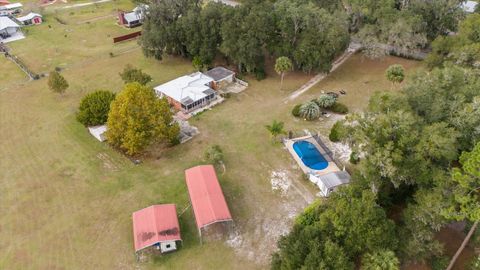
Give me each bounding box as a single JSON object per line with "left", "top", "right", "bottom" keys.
{"left": 132, "top": 204, "right": 181, "bottom": 252}
{"left": 185, "top": 165, "right": 232, "bottom": 229}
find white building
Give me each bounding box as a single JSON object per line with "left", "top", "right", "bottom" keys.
{"left": 461, "top": 1, "right": 478, "bottom": 13}
{"left": 88, "top": 125, "right": 107, "bottom": 142}
{"left": 17, "top": 12, "right": 42, "bottom": 25}
{"left": 0, "top": 16, "right": 23, "bottom": 43}
{"left": 0, "top": 2, "right": 22, "bottom": 15}
{"left": 309, "top": 171, "right": 351, "bottom": 197}
{"left": 154, "top": 72, "right": 217, "bottom": 113}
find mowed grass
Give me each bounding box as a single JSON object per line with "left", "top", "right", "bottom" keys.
{"left": 8, "top": 0, "right": 137, "bottom": 73}
{"left": 0, "top": 58, "right": 28, "bottom": 90}
{"left": 1, "top": 12, "right": 425, "bottom": 268}
{"left": 0, "top": 51, "right": 422, "bottom": 269}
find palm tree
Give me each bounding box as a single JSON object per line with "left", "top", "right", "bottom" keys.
{"left": 265, "top": 120, "right": 286, "bottom": 141}
{"left": 362, "top": 250, "right": 400, "bottom": 270}
{"left": 299, "top": 101, "right": 321, "bottom": 121}
{"left": 275, "top": 56, "right": 293, "bottom": 90}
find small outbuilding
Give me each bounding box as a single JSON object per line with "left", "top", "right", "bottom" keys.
{"left": 0, "top": 2, "right": 22, "bottom": 15}
{"left": 461, "top": 1, "right": 478, "bottom": 13}
{"left": 309, "top": 171, "right": 351, "bottom": 197}
{"left": 185, "top": 165, "right": 232, "bottom": 241}
{"left": 132, "top": 204, "right": 182, "bottom": 253}
{"left": 88, "top": 125, "right": 107, "bottom": 142}
{"left": 204, "top": 67, "right": 235, "bottom": 90}
{"left": 17, "top": 12, "right": 43, "bottom": 25}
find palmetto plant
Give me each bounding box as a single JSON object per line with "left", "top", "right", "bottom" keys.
{"left": 299, "top": 101, "right": 321, "bottom": 120}
{"left": 315, "top": 94, "right": 337, "bottom": 108}
{"left": 265, "top": 120, "right": 286, "bottom": 141}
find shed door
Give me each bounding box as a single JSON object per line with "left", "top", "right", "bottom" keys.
{"left": 33, "top": 17, "right": 41, "bottom": 24}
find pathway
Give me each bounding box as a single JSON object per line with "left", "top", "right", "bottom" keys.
{"left": 285, "top": 42, "right": 362, "bottom": 102}
{"left": 55, "top": 0, "right": 112, "bottom": 10}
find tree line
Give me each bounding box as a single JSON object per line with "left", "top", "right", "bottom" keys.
{"left": 140, "top": 0, "right": 350, "bottom": 78}
{"left": 272, "top": 12, "right": 480, "bottom": 270}
{"left": 140, "top": 0, "right": 468, "bottom": 77}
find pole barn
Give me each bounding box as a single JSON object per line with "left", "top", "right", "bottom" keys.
{"left": 185, "top": 165, "right": 233, "bottom": 242}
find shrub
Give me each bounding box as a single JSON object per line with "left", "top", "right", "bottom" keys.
{"left": 47, "top": 71, "right": 68, "bottom": 94}
{"left": 330, "top": 102, "right": 349, "bottom": 114}
{"left": 255, "top": 67, "right": 266, "bottom": 80}
{"left": 77, "top": 90, "right": 116, "bottom": 126}
{"left": 386, "top": 64, "right": 405, "bottom": 84}
{"left": 470, "top": 255, "right": 480, "bottom": 270}
{"left": 329, "top": 121, "right": 346, "bottom": 142}
{"left": 292, "top": 104, "right": 302, "bottom": 117}
{"left": 119, "top": 64, "right": 152, "bottom": 85}
{"left": 299, "top": 101, "right": 321, "bottom": 121}
{"left": 315, "top": 94, "right": 337, "bottom": 108}
{"left": 350, "top": 151, "right": 360, "bottom": 164}
{"left": 430, "top": 256, "right": 450, "bottom": 270}
{"left": 205, "top": 145, "right": 224, "bottom": 165}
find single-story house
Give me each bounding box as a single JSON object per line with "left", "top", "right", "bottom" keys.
{"left": 118, "top": 4, "right": 148, "bottom": 28}
{"left": 17, "top": 12, "right": 42, "bottom": 25}
{"left": 154, "top": 72, "right": 217, "bottom": 113}
{"left": 0, "top": 16, "right": 21, "bottom": 40}
{"left": 0, "top": 2, "right": 22, "bottom": 15}
{"left": 309, "top": 171, "right": 351, "bottom": 197}
{"left": 88, "top": 125, "right": 107, "bottom": 142}
{"left": 461, "top": 1, "right": 478, "bottom": 13}
{"left": 204, "top": 66, "right": 235, "bottom": 89}
{"left": 185, "top": 165, "right": 233, "bottom": 240}
{"left": 132, "top": 204, "right": 182, "bottom": 253}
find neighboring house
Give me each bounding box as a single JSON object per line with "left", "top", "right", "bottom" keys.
{"left": 154, "top": 72, "right": 217, "bottom": 113}
{"left": 0, "top": 2, "right": 22, "bottom": 16}
{"left": 132, "top": 204, "right": 182, "bottom": 253}
{"left": 0, "top": 16, "right": 21, "bottom": 40}
{"left": 461, "top": 1, "right": 478, "bottom": 13}
{"left": 309, "top": 171, "right": 351, "bottom": 197}
{"left": 185, "top": 165, "right": 233, "bottom": 240}
{"left": 17, "top": 12, "right": 42, "bottom": 25}
{"left": 88, "top": 125, "right": 107, "bottom": 142}
{"left": 118, "top": 4, "right": 148, "bottom": 28}
{"left": 204, "top": 66, "right": 235, "bottom": 90}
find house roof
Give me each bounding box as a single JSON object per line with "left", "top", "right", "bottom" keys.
{"left": 0, "top": 16, "right": 19, "bottom": 31}
{"left": 123, "top": 11, "right": 141, "bottom": 23}
{"left": 132, "top": 204, "right": 181, "bottom": 252}
{"left": 204, "top": 67, "right": 235, "bottom": 82}
{"left": 0, "top": 0, "right": 11, "bottom": 6}
{"left": 317, "top": 171, "right": 350, "bottom": 189}
{"left": 185, "top": 165, "right": 232, "bottom": 229}
{"left": 17, "top": 12, "right": 42, "bottom": 22}
{"left": 154, "top": 72, "right": 214, "bottom": 105}
{"left": 462, "top": 1, "right": 478, "bottom": 12}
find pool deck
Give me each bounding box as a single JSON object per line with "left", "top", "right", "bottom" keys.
{"left": 284, "top": 135, "right": 340, "bottom": 177}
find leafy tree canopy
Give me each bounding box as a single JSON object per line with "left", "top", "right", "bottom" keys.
{"left": 48, "top": 71, "right": 69, "bottom": 94}
{"left": 77, "top": 90, "right": 116, "bottom": 126}
{"left": 119, "top": 64, "right": 152, "bottom": 85}
{"left": 106, "top": 83, "right": 179, "bottom": 155}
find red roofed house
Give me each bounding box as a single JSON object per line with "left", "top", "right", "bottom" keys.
{"left": 132, "top": 204, "right": 182, "bottom": 253}
{"left": 185, "top": 165, "right": 233, "bottom": 241}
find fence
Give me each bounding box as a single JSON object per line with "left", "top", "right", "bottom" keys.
{"left": 113, "top": 31, "right": 142, "bottom": 43}
{"left": 2, "top": 48, "right": 38, "bottom": 80}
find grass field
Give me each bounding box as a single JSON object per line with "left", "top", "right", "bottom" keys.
{"left": 0, "top": 2, "right": 433, "bottom": 268}
{"left": 0, "top": 58, "right": 29, "bottom": 91}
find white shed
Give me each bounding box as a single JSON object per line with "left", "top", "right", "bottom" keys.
{"left": 310, "top": 171, "right": 351, "bottom": 197}
{"left": 461, "top": 1, "right": 478, "bottom": 13}
{"left": 88, "top": 125, "right": 107, "bottom": 142}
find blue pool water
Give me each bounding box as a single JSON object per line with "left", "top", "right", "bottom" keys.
{"left": 292, "top": 140, "right": 329, "bottom": 170}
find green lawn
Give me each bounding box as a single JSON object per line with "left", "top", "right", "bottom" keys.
{"left": 0, "top": 4, "right": 427, "bottom": 268}
{"left": 9, "top": 0, "right": 137, "bottom": 74}
{"left": 0, "top": 58, "right": 29, "bottom": 91}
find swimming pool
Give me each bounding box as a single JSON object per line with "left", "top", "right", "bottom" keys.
{"left": 292, "top": 140, "right": 329, "bottom": 170}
